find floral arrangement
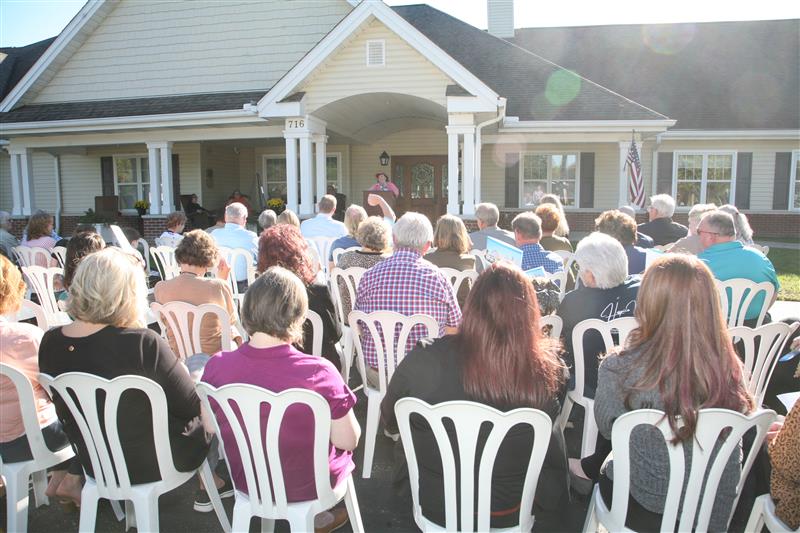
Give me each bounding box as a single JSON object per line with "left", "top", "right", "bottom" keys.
{"left": 134, "top": 200, "right": 150, "bottom": 210}
{"left": 266, "top": 197, "right": 286, "bottom": 214}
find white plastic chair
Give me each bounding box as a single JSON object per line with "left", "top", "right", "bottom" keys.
{"left": 729, "top": 322, "right": 800, "bottom": 405}
{"left": 348, "top": 310, "right": 440, "bottom": 478}
{"left": 51, "top": 247, "right": 66, "bottom": 269}
{"left": 217, "top": 247, "right": 256, "bottom": 311}
{"left": 305, "top": 237, "right": 336, "bottom": 277}
{"left": 150, "top": 246, "right": 181, "bottom": 281}
{"left": 331, "top": 246, "right": 360, "bottom": 267}
{"left": 329, "top": 267, "right": 367, "bottom": 383}
{"left": 583, "top": 408, "right": 776, "bottom": 533}
{"left": 13, "top": 245, "right": 52, "bottom": 267}
{"left": 38, "top": 372, "right": 231, "bottom": 533}
{"left": 20, "top": 266, "right": 71, "bottom": 327}
{"left": 394, "top": 397, "right": 553, "bottom": 532}
{"left": 540, "top": 315, "right": 563, "bottom": 339}
{"left": 150, "top": 301, "right": 235, "bottom": 361}
{"left": 0, "top": 363, "right": 76, "bottom": 533}
{"left": 195, "top": 383, "right": 364, "bottom": 532}
{"left": 439, "top": 268, "right": 478, "bottom": 300}
{"left": 469, "top": 249, "right": 490, "bottom": 271}
{"left": 138, "top": 239, "right": 152, "bottom": 273}
{"left": 555, "top": 249, "right": 576, "bottom": 271}
{"left": 11, "top": 299, "right": 50, "bottom": 330}
{"left": 305, "top": 309, "right": 324, "bottom": 357}
{"left": 715, "top": 278, "right": 776, "bottom": 328}
{"left": 745, "top": 493, "right": 798, "bottom": 533}
{"left": 545, "top": 269, "right": 569, "bottom": 302}
{"left": 560, "top": 317, "right": 639, "bottom": 458}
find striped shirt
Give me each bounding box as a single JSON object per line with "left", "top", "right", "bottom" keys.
{"left": 354, "top": 248, "right": 461, "bottom": 368}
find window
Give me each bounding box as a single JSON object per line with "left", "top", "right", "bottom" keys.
{"left": 790, "top": 150, "right": 800, "bottom": 211}
{"left": 263, "top": 153, "right": 341, "bottom": 201}
{"left": 114, "top": 155, "right": 149, "bottom": 210}
{"left": 519, "top": 153, "right": 578, "bottom": 208}
{"left": 674, "top": 152, "right": 736, "bottom": 207}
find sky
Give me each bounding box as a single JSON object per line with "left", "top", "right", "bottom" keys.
{"left": 1, "top": 0, "right": 798, "bottom": 48}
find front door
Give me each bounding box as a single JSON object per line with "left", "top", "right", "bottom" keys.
{"left": 392, "top": 155, "right": 447, "bottom": 223}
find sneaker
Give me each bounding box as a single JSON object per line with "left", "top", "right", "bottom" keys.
{"left": 314, "top": 506, "right": 349, "bottom": 533}
{"left": 193, "top": 477, "right": 234, "bottom": 512}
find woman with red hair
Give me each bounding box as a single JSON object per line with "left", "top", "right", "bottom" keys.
{"left": 381, "top": 262, "right": 568, "bottom": 528}
{"left": 257, "top": 224, "right": 341, "bottom": 369}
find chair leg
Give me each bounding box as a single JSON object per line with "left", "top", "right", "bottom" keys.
{"left": 340, "top": 330, "right": 353, "bottom": 383}
{"left": 744, "top": 494, "right": 766, "bottom": 533}
{"left": 559, "top": 395, "right": 574, "bottom": 435}
{"left": 124, "top": 500, "right": 135, "bottom": 531}
{"left": 199, "top": 460, "right": 231, "bottom": 533}
{"left": 130, "top": 494, "right": 160, "bottom": 533}
{"left": 231, "top": 500, "right": 252, "bottom": 533}
{"left": 286, "top": 507, "right": 315, "bottom": 532}
{"left": 582, "top": 485, "right": 599, "bottom": 533}
{"left": 260, "top": 518, "right": 275, "bottom": 533}
{"left": 361, "top": 395, "right": 380, "bottom": 479}
{"left": 580, "top": 402, "right": 599, "bottom": 458}
{"left": 77, "top": 485, "right": 100, "bottom": 533}
{"left": 6, "top": 470, "right": 30, "bottom": 533}
{"left": 110, "top": 499, "right": 125, "bottom": 522}
{"left": 31, "top": 469, "right": 49, "bottom": 507}
{"left": 344, "top": 476, "right": 365, "bottom": 533}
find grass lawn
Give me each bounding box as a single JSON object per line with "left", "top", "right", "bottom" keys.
{"left": 770, "top": 248, "right": 800, "bottom": 301}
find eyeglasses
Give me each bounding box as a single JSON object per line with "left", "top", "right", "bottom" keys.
{"left": 696, "top": 229, "right": 720, "bottom": 236}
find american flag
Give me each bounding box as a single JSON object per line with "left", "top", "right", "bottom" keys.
{"left": 626, "top": 139, "right": 645, "bottom": 208}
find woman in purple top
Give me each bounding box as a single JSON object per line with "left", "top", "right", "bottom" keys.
{"left": 201, "top": 266, "right": 359, "bottom": 528}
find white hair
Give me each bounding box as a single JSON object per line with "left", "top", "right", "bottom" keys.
{"left": 225, "top": 202, "right": 248, "bottom": 222}
{"left": 649, "top": 194, "right": 676, "bottom": 218}
{"left": 474, "top": 203, "right": 499, "bottom": 226}
{"left": 258, "top": 209, "right": 277, "bottom": 230}
{"left": 688, "top": 203, "right": 717, "bottom": 223}
{"left": 393, "top": 212, "right": 433, "bottom": 250}
{"left": 575, "top": 232, "right": 628, "bottom": 289}
{"left": 617, "top": 205, "right": 636, "bottom": 218}
{"left": 344, "top": 204, "right": 368, "bottom": 236}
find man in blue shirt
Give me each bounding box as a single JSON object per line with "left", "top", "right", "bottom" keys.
{"left": 511, "top": 211, "right": 564, "bottom": 274}
{"left": 212, "top": 202, "right": 258, "bottom": 288}
{"left": 300, "top": 195, "right": 347, "bottom": 239}
{"left": 698, "top": 210, "right": 779, "bottom": 324}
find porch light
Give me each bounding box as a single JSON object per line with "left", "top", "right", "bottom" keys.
{"left": 379, "top": 151, "right": 390, "bottom": 166}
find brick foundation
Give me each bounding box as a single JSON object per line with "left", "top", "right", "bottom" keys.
{"left": 142, "top": 215, "right": 168, "bottom": 244}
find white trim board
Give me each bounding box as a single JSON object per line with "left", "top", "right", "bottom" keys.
{"left": 660, "top": 130, "right": 800, "bottom": 140}
{"left": 257, "top": 0, "right": 500, "bottom": 117}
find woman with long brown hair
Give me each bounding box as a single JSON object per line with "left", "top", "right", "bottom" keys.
{"left": 594, "top": 254, "right": 754, "bottom": 531}
{"left": 381, "top": 262, "right": 568, "bottom": 528}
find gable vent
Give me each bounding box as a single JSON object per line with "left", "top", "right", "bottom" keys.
{"left": 366, "top": 40, "right": 385, "bottom": 67}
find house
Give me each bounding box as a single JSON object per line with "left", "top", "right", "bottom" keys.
{"left": 0, "top": 0, "right": 797, "bottom": 241}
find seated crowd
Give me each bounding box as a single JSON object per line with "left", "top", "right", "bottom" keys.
{"left": 0, "top": 191, "right": 798, "bottom": 533}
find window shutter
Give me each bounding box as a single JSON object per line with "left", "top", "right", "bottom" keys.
{"left": 100, "top": 156, "right": 114, "bottom": 197}
{"left": 734, "top": 152, "right": 752, "bottom": 209}
{"left": 172, "top": 153, "right": 181, "bottom": 210}
{"left": 504, "top": 152, "right": 519, "bottom": 208}
{"left": 656, "top": 152, "right": 673, "bottom": 194}
{"left": 579, "top": 152, "right": 595, "bottom": 208}
{"left": 773, "top": 152, "right": 791, "bottom": 210}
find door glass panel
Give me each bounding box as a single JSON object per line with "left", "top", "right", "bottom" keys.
{"left": 393, "top": 164, "right": 404, "bottom": 197}
{"left": 411, "top": 163, "right": 434, "bottom": 199}
{"left": 116, "top": 158, "right": 136, "bottom": 184}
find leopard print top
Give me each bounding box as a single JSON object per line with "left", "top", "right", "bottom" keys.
{"left": 769, "top": 401, "right": 799, "bottom": 529}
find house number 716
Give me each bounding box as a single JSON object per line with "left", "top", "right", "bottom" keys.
{"left": 287, "top": 119, "right": 305, "bottom": 129}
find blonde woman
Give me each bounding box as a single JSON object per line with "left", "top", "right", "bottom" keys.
{"left": 38, "top": 248, "right": 214, "bottom": 492}
{"left": 277, "top": 209, "right": 300, "bottom": 227}
{"left": 425, "top": 214, "right": 475, "bottom": 271}
{"left": 539, "top": 193, "right": 570, "bottom": 238}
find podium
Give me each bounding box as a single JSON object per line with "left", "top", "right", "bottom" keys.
{"left": 364, "top": 190, "right": 396, "bottom": 217}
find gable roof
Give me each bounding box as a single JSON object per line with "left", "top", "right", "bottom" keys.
{"left": 393, "top": 4, "right": 668, "bottom": 122}
{"left": 0, "top": 37, "right": 56, "bottom": 101}
{"left": 509, "top": 19, "right": 800, "bottom": 130}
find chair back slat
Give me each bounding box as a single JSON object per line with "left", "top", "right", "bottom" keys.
{"left": 715, "top": 279, "right": 775, "bottom": 328}
{"left": 51, "top": 248, "right": 66, "bottom": 269}
{"left": 439, "top": 268, "right": 478, "bottom": 299}
{"left": 349, "top": 310, "right": 439, "bottom": 393}
{"left": 150, "top": 301, "right": 233, "bottom": 360}
{"left": 305, "top": 237, "right": 336, "bottom": 277}
{"left": 395, "top": 398, "right": 552, "bottom": 532}
{"left": 540, "top": 315, "right": 563, "bottom": 339}
{"left": 305, "top": 309, "right": 324, "bottom": 357}
{"left": 331, "top": 246, "right": 360, "bottom": 267}
{"left": 329, "top": 267, "right": 365, "bottom": 327}
{"left": 571, "top": 317, "right": 638, "bottom": 398}
{"left": 603, "top": 408, "right": 775, "bottom": 532}
{"left": 38, "top": 372, "right": 184, "bottom": 498}
{"left": 13, "top": 246, "right": 52, "bottom": 267}
{"left": 195, "top": 383, "right": 338, "bottom": 515}
{"left": 20, "top": 266, "right": 69, "bottom": 328}
{"left": 729, "top": 322, "right": 799, "bottom": 405}
{"left": 150, "top": 246, "right": 180, "bottom": 281}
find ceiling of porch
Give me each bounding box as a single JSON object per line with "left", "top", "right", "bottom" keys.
{"left": 313, "top": 92, "right": 447, "bottom": 144}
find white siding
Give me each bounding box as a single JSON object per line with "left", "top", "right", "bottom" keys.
{"left": 202, "top": 143, "right": 241, "bottom": 211}
{"left": 658, "top": 139, "right": 800, "bottom": 211}
{"left": 0, "top": 154, "right": 11, "bottom": 212}
{"left": 33, "top": 0, "right": 352, "bottom": 103}
{"left": 32, "top": 153, "right": 57, "bottom": 212}
{"left": 302, "top": 19, "right": 454, "bottom": 113}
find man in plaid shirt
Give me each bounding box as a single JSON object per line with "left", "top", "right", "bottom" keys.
{"left": 355, "top": 212, "right": 461, "bottom": 387}
{"left": 512, "top": 211, "right": 564, "bottom": 274}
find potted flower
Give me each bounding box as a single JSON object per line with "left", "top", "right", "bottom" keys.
{"left": 266, "top": 197, "right": 286, "bottom": 215}
{"left": 134, "top": 200, "right": 149, "bottom": 216}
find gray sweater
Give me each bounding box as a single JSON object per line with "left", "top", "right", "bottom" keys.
{"left": 594, "top": 351, "right": 742, "bottom": 532}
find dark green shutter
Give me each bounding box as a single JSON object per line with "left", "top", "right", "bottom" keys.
{"left": 656, "top": 152, "right": 673, "bottom": 194}
{"left": 172, "top": 153, "right": 181, "bottom": 210}
{"left": 734, "top": 152, "right": 752, "bottom": 209}
{"left": 579, "top": 152, "right": 595, "bottom": 208}
{"left": 505, "top": 152, "right": 519, "bottom": 208}
{"left": 100, "top": 156, "right": 114, "bottom": 196}
{"left": 773, "top": 152, "right": 792, "bottom": 210}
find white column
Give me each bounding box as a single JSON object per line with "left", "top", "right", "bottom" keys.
{"left": 447, "top": 130, "right": 460, "bottom": 214}
{"left": 285, "top": 137, "right": 299, "bottom": 213}
{"left": 159, "top": 142, "right": 174, "bottom": 213}
{"left": 462, "top": 129, "right": 476, "bottom": 216}
{"left": 8, "top": 150, "right": 24, "bottom": 216}
{"left": 298, "top": 134, "right": 314, "bottom": 216}
{"left": 314, "top": 135, "right": 328, "bottom": 205}
{"left": 618, "top": 141, "right": 629, "bottom": 208}
{"left": 18, "top": 150, "right": 34, "bottom": 216}
{"left": 147, "top": 144, "right": 162, "bottom": 215}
